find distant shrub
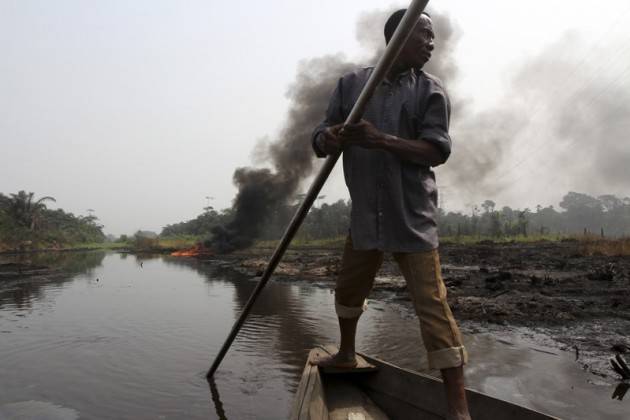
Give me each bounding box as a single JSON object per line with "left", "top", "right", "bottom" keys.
{"left": 133, "top": 232, "right": 159, "bottom": 250}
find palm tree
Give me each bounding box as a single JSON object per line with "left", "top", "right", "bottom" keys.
{"left": 7, "top": 191, "right": 56, "bottom": 230}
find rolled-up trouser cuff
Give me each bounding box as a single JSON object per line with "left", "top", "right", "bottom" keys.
{"left": 428, "top": 346, "right": 468, "bottom": 370}
{"left": 335, "top": 300, "right": 367, "bottom": 318}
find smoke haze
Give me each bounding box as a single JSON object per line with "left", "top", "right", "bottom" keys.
{"left": 355, "top": 6, "right": 461, "bottom": 84}
{"left": 442, "top": 32, "right": 630, "bottom": 207}
{"left": 210, "top": 6, "right": 630, "bottom": 252}
{"left": 209, "top": 7, "right": 463, "bottom": 253}
{"left": 209, "top": 54, "right": 357, "bottom": 253}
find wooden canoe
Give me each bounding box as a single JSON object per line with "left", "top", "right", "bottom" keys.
{"left": 290, "top": 345, "right": 561, "bottom": 420}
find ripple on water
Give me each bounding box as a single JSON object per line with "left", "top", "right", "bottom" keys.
{"left": 0, "top": 401, "right": 79, "bottom": 420}
{"left": 2, "top": 253, "right": 629, "bottom": 420}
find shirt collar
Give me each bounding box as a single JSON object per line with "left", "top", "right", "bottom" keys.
{"left": 384, "top": 67, "right": 419, "bottom": 85}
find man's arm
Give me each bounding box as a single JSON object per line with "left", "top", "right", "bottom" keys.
{"left": 339, "top": 88, "right": 452, "bottom": 166}
{"left": 340, "top": 120, "right": 446, "bottom": 166}
{"left": 381, "top": 134, "right": 447, "bottom": 166}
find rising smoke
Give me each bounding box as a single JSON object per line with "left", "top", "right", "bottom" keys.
{"left": 209, "top": 54, "right": 357, "bottom": 253}
{"left": 442, "top": 32, "right": 630, "bottom": 206}
{"left": 209, "top": 7, "right": 460, "bottom": 253}
{"left": 510, "top": 34, "right": 630, "bottom": 190}
{"left": 210, "top": 6, "right": 630, "bottom": 253}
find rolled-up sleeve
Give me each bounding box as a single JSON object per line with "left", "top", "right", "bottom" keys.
{"left": 311, "top": 78, "right": 346, "bottom": 158}
{"left": 418, "top": 87, "right": 452, "bottom": 162}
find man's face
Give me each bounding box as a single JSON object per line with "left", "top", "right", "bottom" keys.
{"left": 399, "top": 15, "right": 434, "bottom": 69}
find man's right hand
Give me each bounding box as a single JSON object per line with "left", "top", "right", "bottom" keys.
{"left": 318, "top": 123, "right": 345, "bottom": 155}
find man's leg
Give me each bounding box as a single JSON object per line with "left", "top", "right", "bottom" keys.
{"left": 313, "top": 235, "right": 383, "bottom": 367}
{"left": 316, "top": 316, "right": 361, "bottom": 367}
{"left": 442, "top": 365, "right": 470, "bottom": 420}
{"left": 394, "top": 250, "right": 471, "bottom": 420}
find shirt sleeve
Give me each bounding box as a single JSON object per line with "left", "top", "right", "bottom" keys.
{"left": 418, "top": 85, "right": 452, "bottom": 162}
{"left": 311, "top": 77, "right": 346, "bottom": 158}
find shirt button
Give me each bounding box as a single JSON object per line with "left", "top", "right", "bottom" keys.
{"left": 378, "top": 212, "right": 383, "bottom": 217}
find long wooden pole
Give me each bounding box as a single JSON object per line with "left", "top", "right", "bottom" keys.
{"left": 207, "top": 0, "right": 430, "bottom": 379}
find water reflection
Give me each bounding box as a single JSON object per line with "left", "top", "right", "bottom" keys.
{"left": 208, "top": 378, "right": 229, "bottom": 420}
{"left": 0, "top": 250, "right": 106, "bottom": 275}
{"left": 0, "top": 251, "right": 106, "bottom": 309}
{"left": 0, "top": 400, "right": 79, "bottom": 420}
{"left": 161, "top": 257, "right": 331, "bottom": 382}
{"left": 0, "top": 251, "right": 627, "bottom": 420}
{"left": 612, "top": 383, "right": 629, "bottom": 401}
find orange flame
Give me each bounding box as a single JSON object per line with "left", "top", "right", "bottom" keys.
{"left": 171, "top": 243, "right": 214, "bottom": 257}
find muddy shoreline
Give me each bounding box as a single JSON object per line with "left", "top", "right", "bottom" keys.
{"left": 208, "top": 240, "right": 630, "bottom": 383}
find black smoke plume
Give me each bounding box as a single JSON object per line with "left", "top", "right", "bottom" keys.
{"left": 210, "top": 7, "right": 629, "bottom": 245}
{"left": 209, "top": 8, "right": 461, "bottom": 253}
{"left": 208, "top": 54, "right": 357, "bottom": 253}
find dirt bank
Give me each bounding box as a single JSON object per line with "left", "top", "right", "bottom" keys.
{"left": 207, "top": 240, "right": 630, "bottom": 382}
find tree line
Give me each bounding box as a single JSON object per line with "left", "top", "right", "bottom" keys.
{"left": 0, "top": 191, "right": 105, "bottom": 249}
{"left": 440, "top": 192, "right": 630, "bottom": 238}
{"left": 161, "top": 191, "right": 630, "bottom": 241}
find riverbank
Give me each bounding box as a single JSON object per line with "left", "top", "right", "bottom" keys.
{"left": 0, "top": 236, "right": 196, "bottom": 256}
{"left": 0, "top": 242, "right": 128, "bottom": 255}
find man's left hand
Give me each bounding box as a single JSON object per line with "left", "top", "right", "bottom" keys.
{"left": 339, "top": 119, "right": 387, "bottom": 149}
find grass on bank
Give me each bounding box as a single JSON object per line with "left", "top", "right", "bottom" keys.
{"left": 66, "top": 242, "right": 130, "bottom": 251}
{"left": 5, "top": 233, "right": 630, "bottom": 257}
{"left": 255, "top": 236, "right": 347, "bottom": 249}
{"left": 107, "top": 234, "right": 630, "bottom": 257}
{"left": 256, "top": 233, "right": 630, "bottom": 257}
{"left": 123, "top": 234, "right": 200, "bottom": 252}
{"left": 153, "top": 235, "right": 199, "bottom": 250}
{"left": 66, "top": 239, "right": 197, "bottom": 251}
{"left": 0, "top": 241, "right": 131, "bottom": 253}
{"left": 259, "top": 233, "right": 569, "bottom": 248}
{"left": 256, "top": 233, "right": 572, "bottom": 250}
{"left": 0, "top": 235, "right": 201, "bottom": 254}
{"left": 440, "top": 233, "right": 568, "bottom": 245}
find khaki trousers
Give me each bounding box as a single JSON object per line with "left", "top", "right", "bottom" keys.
{"left": 335, "top": 236, "right": 468, "bottom": 370}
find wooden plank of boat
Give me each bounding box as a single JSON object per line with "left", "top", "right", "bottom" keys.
{"left": 290, "top": 345, "right": 562, "bottom": 420}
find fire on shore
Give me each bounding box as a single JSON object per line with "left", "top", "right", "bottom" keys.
{"left": 170, "top": 243, "right": 214, "bottom": 257}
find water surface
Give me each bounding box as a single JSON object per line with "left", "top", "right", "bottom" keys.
{"left": 0, "top": 252, "right": 627, "bottom": 419}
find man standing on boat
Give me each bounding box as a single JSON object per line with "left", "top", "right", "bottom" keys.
{"left": 311, "top": 10, "right": 471, "bottom": 420}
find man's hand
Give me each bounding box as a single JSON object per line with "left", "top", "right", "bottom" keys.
{"left": 340, "top": 118, "right": 446, "bottom": 166}
{"left": 318, "top": 119, "right": 388, "bottom": 155}
{"left": 318, "top": 123, "right": 345, "bottom": 155}
{"left": 339, "top": 119, "right": 387, "bottom": 149}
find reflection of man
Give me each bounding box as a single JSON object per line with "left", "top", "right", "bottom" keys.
{"left": 311, "top": 10, "right": 471, "bottom": 420}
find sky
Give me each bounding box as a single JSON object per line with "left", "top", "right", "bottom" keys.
{"left": 2, "top": 0, "right": 630, "bottom": 235}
